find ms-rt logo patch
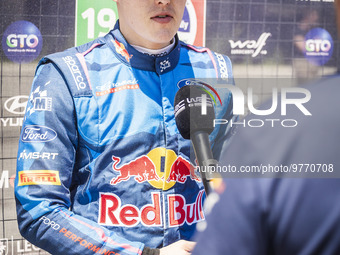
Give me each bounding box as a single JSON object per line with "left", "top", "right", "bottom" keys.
{"left": 2, "top": 20, "right": 43, "bottom": 63}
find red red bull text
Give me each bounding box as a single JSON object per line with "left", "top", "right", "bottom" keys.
{"left": 98, "top": 191, "right": 205, "bottom": 227}
{"left": 168, "top": 190, "right": 205, "bottom": 227}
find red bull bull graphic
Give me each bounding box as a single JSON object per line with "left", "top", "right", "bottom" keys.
{"left": 110, "top": 148, "right": 201, "bottom": 190}
{"left": 110, "top": 155, "right": 159, "bottom": 185}
{"left": 98, "top": 191, "right": 205, "bottom": 227}
{"left": 112, "top": 39, "right": 132, "bottom": 62}
{"left": 166, "top": 156, "right": 201, "bottom": 183}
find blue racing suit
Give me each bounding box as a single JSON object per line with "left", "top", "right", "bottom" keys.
{"left": 15, "top": 22, "right": 234, "bottom": 255}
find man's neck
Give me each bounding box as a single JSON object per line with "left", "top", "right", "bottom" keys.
{"left": 132, "top": 38, "right": 175, "bottom": 57}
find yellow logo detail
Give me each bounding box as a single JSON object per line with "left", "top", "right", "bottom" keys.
{"left": 18, "top": 170, "right": 61, "bottom": 186}
{"left": 147, "top": 148, "right": 177, "bottom": 190}
{"left": 147, "top": 148, "right": 201, "bottom": 190}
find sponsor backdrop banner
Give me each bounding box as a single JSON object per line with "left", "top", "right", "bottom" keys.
{"left": 0, "top": 0, "right": 338, "bottom": 254}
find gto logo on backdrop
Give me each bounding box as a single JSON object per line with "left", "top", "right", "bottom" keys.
{"left": 304, "top": 28, "right": 334, "bottom": 66}
{"left": 1, "top": 20, "right": 43, "bottom": 63}
{"left": 1, "top": 95, "right": 28, "bottom": 127}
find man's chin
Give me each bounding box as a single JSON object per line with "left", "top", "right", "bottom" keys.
{"left": 151, "top": 31, "right": 176, "bottom": 44}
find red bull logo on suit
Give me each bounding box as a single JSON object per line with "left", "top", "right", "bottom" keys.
{"left": 98, "top": 190, "right": 205, "bottom": 227}
{"left": 112, "top": 39, "right": 132, "bottom": 62}
{"left": 110, "top": 147, "right": 201, "bottom": 190}
{"left": 101, "top": 148, "right": 205, "bottom": 228}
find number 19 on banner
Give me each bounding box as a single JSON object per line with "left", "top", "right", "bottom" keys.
{"left": 76, "top": 0, "right": 118, "bottom": 46}
{"left": 76, "top": 0, "right": 206, "bottom": 47}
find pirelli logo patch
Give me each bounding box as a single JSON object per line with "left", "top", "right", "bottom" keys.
{"left": 18, "top": 170, "right": 61, "bottom": 186}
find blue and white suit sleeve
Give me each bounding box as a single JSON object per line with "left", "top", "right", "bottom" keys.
{"left": 15, "top": 63, "right": 144, "bottom": 255}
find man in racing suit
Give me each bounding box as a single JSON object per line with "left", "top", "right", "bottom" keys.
{"left": 15, "top": 0, "right": 234, "bottom": 254}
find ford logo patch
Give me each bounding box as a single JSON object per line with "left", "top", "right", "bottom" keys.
{"left": 21, "top": 125, "right": 57, "bottom": 143}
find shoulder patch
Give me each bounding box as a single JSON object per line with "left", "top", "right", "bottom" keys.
{"left": 41, "top": 48, "right": 93, "bottom": 97}
{"left": 185, "top": 44, "right": 219, "bottom": 78}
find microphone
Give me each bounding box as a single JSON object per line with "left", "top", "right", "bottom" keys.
{"left": 174, "top": 84, "right": 219, "bottom": 195}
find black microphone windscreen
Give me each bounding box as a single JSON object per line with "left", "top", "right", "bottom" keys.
{"left": 174, "top": 85, "right": 215, "bottom": 139}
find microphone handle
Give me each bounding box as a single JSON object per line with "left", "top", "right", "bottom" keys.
{"left": 191, "top": 131, "right": 219, "bottom": 196}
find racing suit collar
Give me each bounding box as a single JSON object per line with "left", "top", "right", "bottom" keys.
{"left": 106, "top": 21, "right": 181, "bottom": 75}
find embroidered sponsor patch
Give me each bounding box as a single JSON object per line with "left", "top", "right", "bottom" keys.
{"left": 18, "top": 170, "right": 61, "bottom": 186}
